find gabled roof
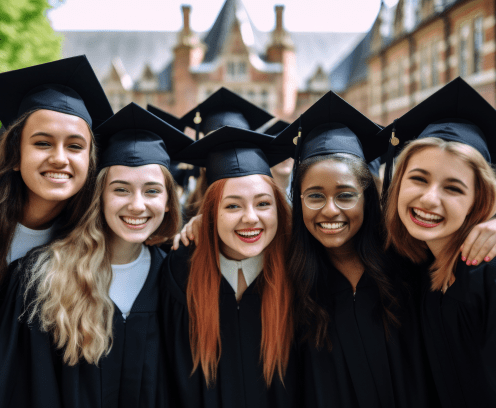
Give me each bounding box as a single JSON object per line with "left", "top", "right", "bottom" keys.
{"left": 329, "top": 30, "right": 371, "bottom": 93}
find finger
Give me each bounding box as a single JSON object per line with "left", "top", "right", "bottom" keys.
{"left": 472, "top": 234, "right": 496, "bottom": 265}
{"left": 460, "top": 227, "right": 482, "bottom": 262}
{"left": 185, "top": 223, "right": 195, "bottom": 241}
{"left": 482, "top": 245, "right": 496, "bottom": 264}
{"left": 172, "top": 233, "right": 181, "bottom": 250}
{"left": 180, "top": 230, "right": 190, "bottom": 247}
{"left": 467, "top": 231, "right": 493, "bottom": 265}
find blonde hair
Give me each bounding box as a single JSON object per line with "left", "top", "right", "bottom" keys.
{"left": 24, "top": 165, "right": 181, "bottom": 366}
{"left": 385, "top": 137, "right": 496, "bottom": 291}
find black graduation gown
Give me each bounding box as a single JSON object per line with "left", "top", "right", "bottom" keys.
{"left": 420, "top": 259, "right": 496, "bottom": 407}
{"left": 0, "top": 245, "right": 174, "bottom": 408}
{"left": 300, "top": 265, "right": 440, "bottom": 408}
{"left": 160, "top": 245, "right": 300, "bottom": 408}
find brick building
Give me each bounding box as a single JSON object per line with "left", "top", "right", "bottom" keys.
{"left": 60, "top": 0, "right": 361, "bottom": 122}
{"left": 331, "top": 0, "right": 496, "bottom": 126}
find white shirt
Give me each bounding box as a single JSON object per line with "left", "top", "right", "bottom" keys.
{"left": 7, "top": 223, "right": 55, "bottom": 265}
{"left": 110, "top": 245, "right": 151, "bottom": 320}
{"left": 219, "top": 252, "right": 264, "bottom": 298}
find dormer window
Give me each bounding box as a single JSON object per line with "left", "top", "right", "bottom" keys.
{"left": 225, "top": 59, "right": 248, "bottom": 82}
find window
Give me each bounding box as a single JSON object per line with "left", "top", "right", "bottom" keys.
{"left": 420, "top": 46, "right": 429, "bottom": 90}
{"left": 474, "top": 16, "right": 484, "bottom": 73}
{"left": 459, "top": 23, "right": 470, "bottom": 77}
{"left": 431, "top": 42, "right": 439, "bottom": 86}
{"left": 225, "top": 60, "right": 248, "bottom": 82}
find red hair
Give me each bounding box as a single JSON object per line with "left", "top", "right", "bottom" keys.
{"left": 186, "top": 175, "right": 293, "bottom": 387}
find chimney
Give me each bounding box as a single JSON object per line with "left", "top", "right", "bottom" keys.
{"left": 275, "top": 5, "right": 284, "bottom": 31}
{"left": 182, "top": 5, "right": 191, "bottom": 33}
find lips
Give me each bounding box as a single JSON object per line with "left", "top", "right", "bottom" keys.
{"left": 235, "top": 228, "right": 263, "bottom": 243}
{"left": 317, "top": 222, "right": 347, "bottom": 234}
{"left": 121, "top": 216, "right": 149, "bottom": 229}
{"left": 409, "top": 207, "right": 444, "bottom": 228}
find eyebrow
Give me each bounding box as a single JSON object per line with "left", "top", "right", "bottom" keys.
{"left": 109, "top": 180, "right": 164, "bottom": 187}
{"left": 408, "top": 168, "right": 468, "bottom": 189}
{"left": 30, "top": 132, "right": 88, "bottom": 142}
{"left": 222, "top": 193, "right": 273, "bottom": 200}
{"left": 302, "top": 184, "right": 358, "bottom": 194}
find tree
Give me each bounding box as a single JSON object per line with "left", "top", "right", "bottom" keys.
{"left": 0, "top": 0, "right": 62, "bottom": 73}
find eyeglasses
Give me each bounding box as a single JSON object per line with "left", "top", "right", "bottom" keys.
{"left": 301, "top": 191, "right": 362, "bottom": 210}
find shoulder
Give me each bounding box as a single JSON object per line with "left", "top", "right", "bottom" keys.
{"left": 160, "top": 245, "right": 193, "bottom": 302}
{"left": 450, "top": 259, "right": 496, "bottom": 304}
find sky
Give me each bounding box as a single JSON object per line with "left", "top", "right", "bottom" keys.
{"left": 47, "top": 0, "right": 399, "bottom": 33}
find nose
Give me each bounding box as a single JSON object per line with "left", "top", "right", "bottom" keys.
{"left": 241, "top": 205, "right": 259, "bottom": 224}
{"left": 320, "top": 196, "right": 341, "bottom": 218}
{"left": 128, "top": 193, "right": 147, "bottom": 213}
{"left": 48, "top": 144, "right": 69, "bottom": 167}
{"left": 419, "top": 184, "right": 441, "bottom": 209}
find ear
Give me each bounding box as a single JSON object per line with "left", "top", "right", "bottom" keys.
{"left": 13, "top": 165, "right": 20, "bottom": 171}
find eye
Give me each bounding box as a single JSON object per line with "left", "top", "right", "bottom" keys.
{"left": 68, "top": 143, "right": 84, "bottom": 150}
{"left": 225, "top": 203, "right": 240, "bottom": 209}
{"left": 446, "top": 186, "right": 464, "bottom": 194}
{"left": 336, "top": 192, "right": 359, "bottom": 201}
{"left": 34, "top": 141, "right": 51, "bottom": 147}
{"left": 113, "top": 187, "right": 129, "bottom": 193}
{"left": 257, "top": 200, "right": 272, "bottom": 207}
{"left": 146, "top": 188, "right": 161, "bottom": 194}
{"left": 409, "top": 175, "right": 427, "bottom": 183}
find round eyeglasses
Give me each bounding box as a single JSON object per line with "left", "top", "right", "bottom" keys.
{"left": 301, "top": 191, "right": 362, "bottom": 210}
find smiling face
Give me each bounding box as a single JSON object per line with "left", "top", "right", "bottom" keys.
{"left": 398, "top": 147, "right": 475, "bottom": 252}
{"left": 217, "top": 174, "right": 278, "bottom": 260}
{"left": 17, "top": 109, "right": 92, "bottom": 206}
{"left": 103, "top": 164, "right": 169, "bottom": 246}
{"left": 300, "top": 160, "right": 364, "bottom": 251}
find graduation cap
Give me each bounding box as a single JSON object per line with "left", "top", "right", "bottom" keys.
{"left": 175, "top": 126, "right": 289, "bottom": 185}
{"left": 0, "top": 55, "right": 113, "bottom": 130}
{"left": 181, "top": 88, "right": 274, "bottom": 139}
{"left": 264, "top": 120, "right": 289, "bottom": 136}
{"left": 95, "top": 103, "right": 193, "bottom": 170}
{"left": 377, "top": 77, "right": 496, "bottom": 195}
{"left": 147, "top": 105, "right": 185, "bottom": 132}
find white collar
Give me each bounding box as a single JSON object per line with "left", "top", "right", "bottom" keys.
{"left": 219, "top": 252, "right": 264, "bottom": 297}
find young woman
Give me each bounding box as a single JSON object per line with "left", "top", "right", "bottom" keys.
{"left": 384, "top": 78, "right": 496, "bottom": 406}
{"left": 0, "top": 103, "right": 191, "bottom": 407}
{"left": 0, "top": 55, "right": 113, "bottom": 281}
{"left": 161, "top": 126, "right": 298, "bottom": 408}
{"left": 268, "top": 90, "right": 440, "bottom": 407}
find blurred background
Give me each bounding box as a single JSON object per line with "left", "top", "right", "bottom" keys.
{"left": 1, "top": 0, "right": 494, "bottom": 127}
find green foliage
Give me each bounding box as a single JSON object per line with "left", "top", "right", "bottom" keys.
{"left": 0, "top": 0, "right": 62, "bottom": 73}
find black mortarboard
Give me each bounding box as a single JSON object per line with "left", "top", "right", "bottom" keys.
{"left": 264, "top": 120, "right": 289, "bottom": 136}
{"left": 176, "top": 126, "right": 288, "bottom": 185}
{"left": 377, "top": 77, "right": 496, "bottom": 194}
{"left": 95, "top": 103, "right": 193, "bottom": 170}
{"left": 147, "top": 105, "right": 185, "bottom": 132}
{"left": 0, "top": 55, "right": 113, "bottom": 129}
{"left": 272, "top": 90, "right": 383, "bottom": 163}
{"left": 181, "top": 88, "right": 274, "bottom": 137}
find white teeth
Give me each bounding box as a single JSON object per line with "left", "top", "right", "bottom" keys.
{"left": 319, "top": 222, "right": 345, "bottom": 230}
{"left": 412, "top": 208, "right": 443, "bottom": 221}
{"left": 122, "top": 217, "right": 148, "bottom": 225}
{"left": 44, "top": 172, "right": 70, "bottom": 179}
{"left": 236, "top": 230, "right": 262, "bottom": 237}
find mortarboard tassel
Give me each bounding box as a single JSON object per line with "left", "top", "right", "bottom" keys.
{"left": 381, "top": 119, "right": 399, "bottom": 205}
{"left": 290, "top": 116, "right": 303, "bottom": 201}
{"left": 194, "top": 111, "right": 201, "bottom": 141}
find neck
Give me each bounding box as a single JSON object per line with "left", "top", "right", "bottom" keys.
{"left": 21, "top": 196, "right": 67, "bottom": 230}
{"left": 425, "top": 237, "right": 449, "bottom": 261}
{"left": 326, "top": 240, "right": 365, "bottom": 291}
{"left": 109, "top": 236, "right": 143, "bottom": 265}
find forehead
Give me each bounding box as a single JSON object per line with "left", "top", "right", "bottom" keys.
{"left": 301, "top": 159, "right": 360, "bottom": 189}
{"left": 106, "top": 164, "right": 165, "bottom": 183}
{"left": 23, "top": 109, "right": 91, "bottom": 139}
{"left": 405, "top": 147, "right": 475, "bottom": 185}
{"left": 222, "top": 174, "right": 274, "bottom": 197}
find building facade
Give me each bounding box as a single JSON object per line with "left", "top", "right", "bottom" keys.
{"left": 331, "top": 0, "right": 496, "bottom": 126}
{"left": 61, "top": 0, "right": 361, "bottom": 123}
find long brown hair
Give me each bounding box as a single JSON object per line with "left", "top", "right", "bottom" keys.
{"left": 24, "top": 165, "right": 181, "bottom": 365}
{"left": 385, "top": 137, "right": 496, "bottom": 291}
{"left": 0, "top": 110, "right": 97, "bottom": 282}
{"left": 186, "top": 176, "right": 293, "bottom": 387}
